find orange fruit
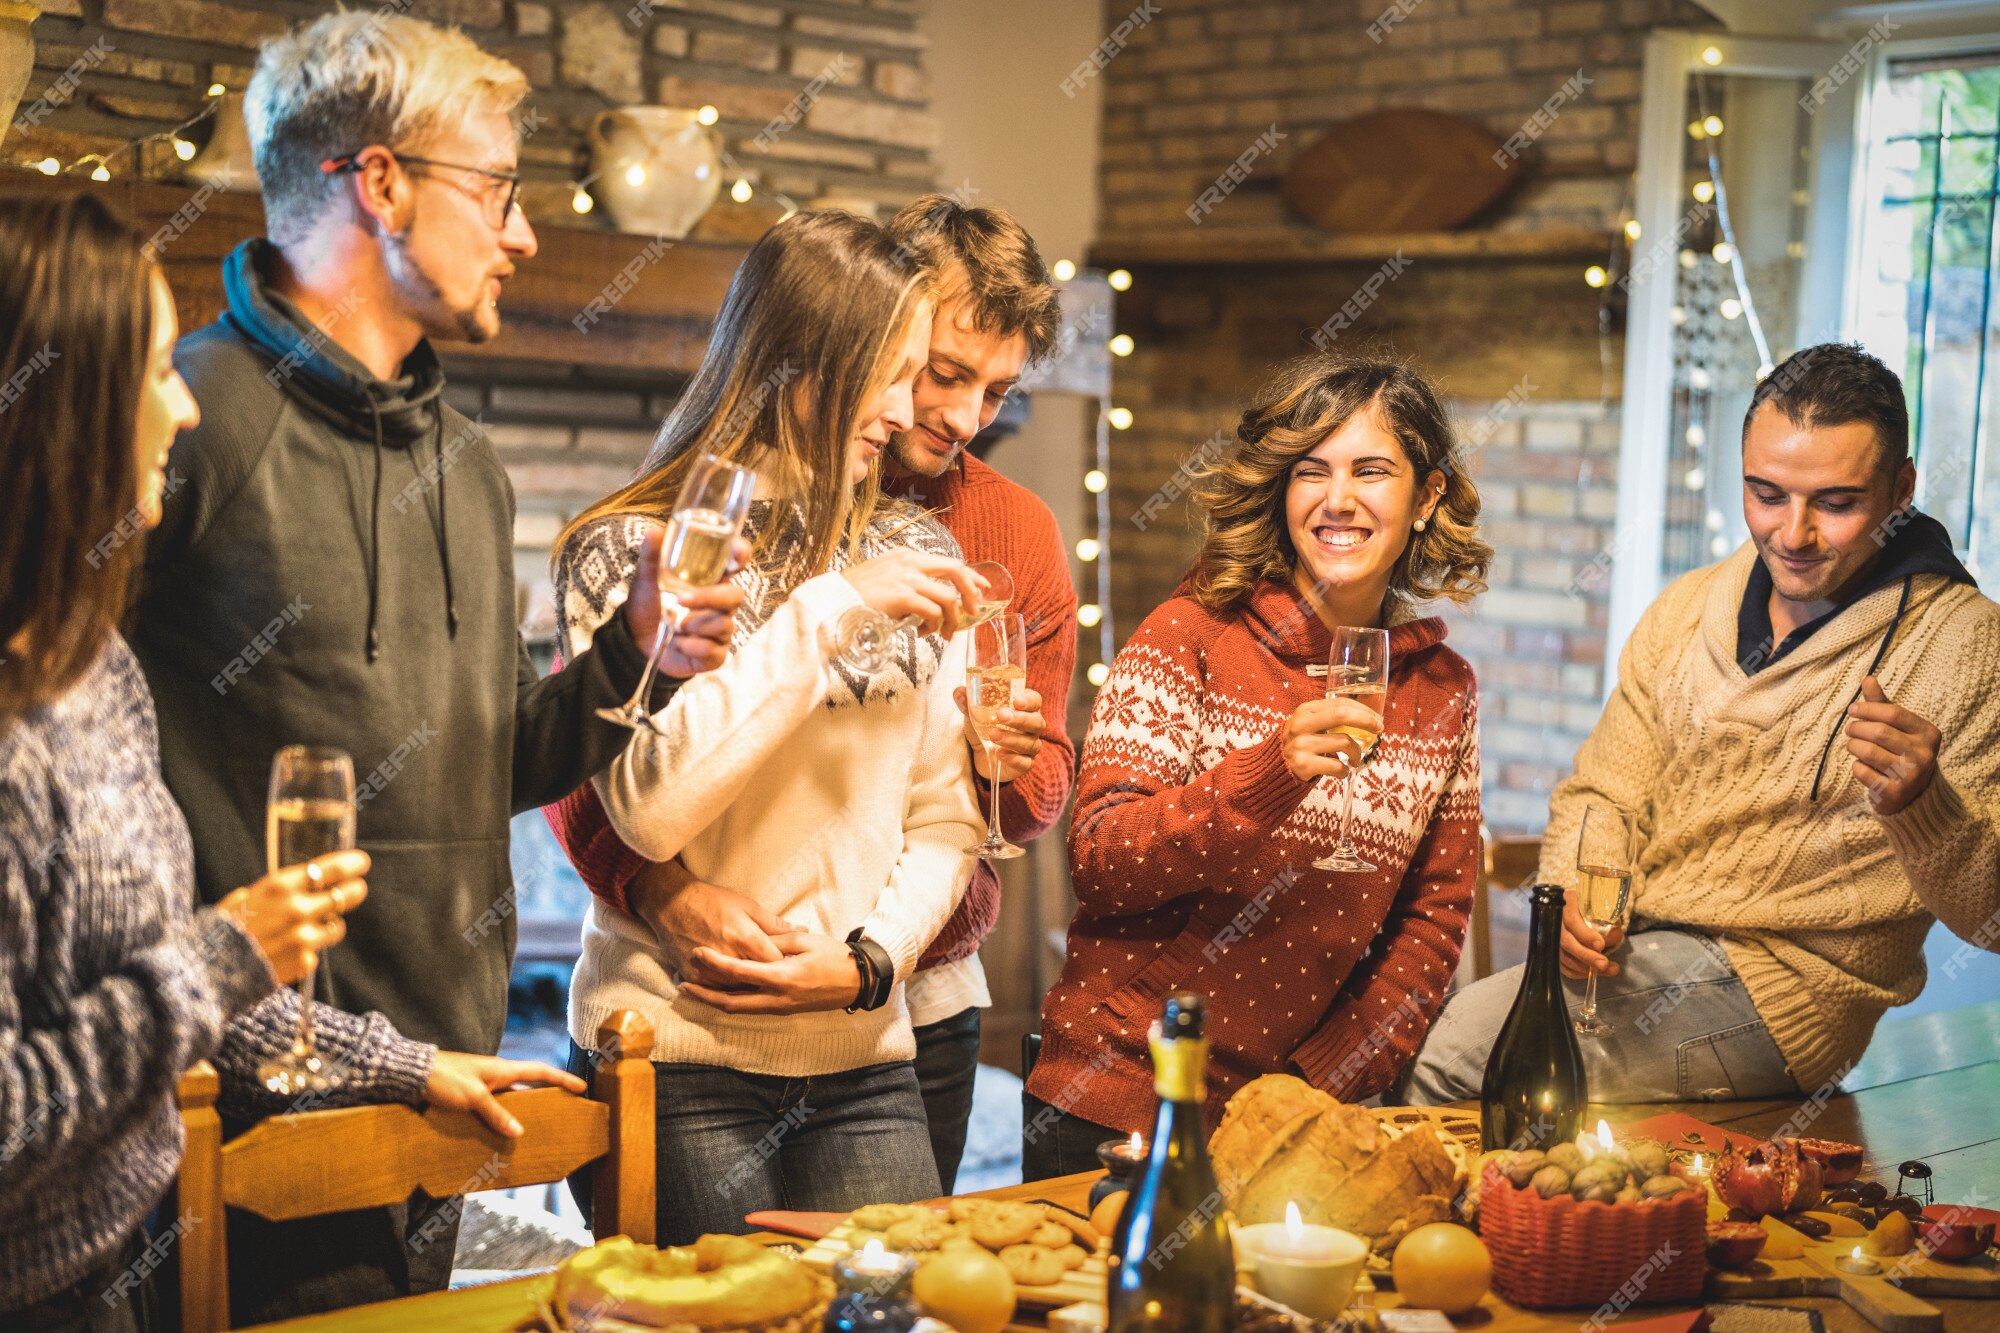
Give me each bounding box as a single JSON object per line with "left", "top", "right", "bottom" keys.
{"left": 1391, "top": 1223, "right": 1490, "bottom": 1315}
{"left": 1090, "top": 1190, "right": 1126, "bottom": 1240}
{"left": 912, "top": 1244, "right": 1016, "bottom": 1333}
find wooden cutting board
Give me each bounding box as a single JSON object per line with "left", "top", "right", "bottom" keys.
{"left": 1707, "top": 1236, "right": 1998, "bottom": 1332}
{"left": 1281, "top": 108, "right": 1519, "bottom": 236}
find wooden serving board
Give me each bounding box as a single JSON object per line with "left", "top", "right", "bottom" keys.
{"left": 801, "top": 1216, "right": 1106, "bottom": 1311}
{"left": 1707, "top": 1238, "right": 1999, "bottom": 1332}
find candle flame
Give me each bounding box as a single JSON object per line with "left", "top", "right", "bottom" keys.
{"left": 1597, "top": 1119, "right": 1614, "bottom": 1151}
{"left": 861, "top": 1239, "right": 886, "bottom": 1262}
{"left": 1852, "top": 1245, "right": 1863, "bottom": 1260}
{"left": 1285, "top": 1201, "right": 1304, "bottom": 1238}
{"left": 1693, "top": 1153, "right": 1704, "bottom": 1174}
{"left": 1128, "top": 1130, "right": 1143, "bottom": 1156}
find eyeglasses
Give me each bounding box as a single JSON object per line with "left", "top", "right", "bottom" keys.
{"left": 320, "top": 148, "right": 522, "bottom": 230}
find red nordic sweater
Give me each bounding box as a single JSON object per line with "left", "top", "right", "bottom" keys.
{"left": 1026, "top": 580, "right": 1480, "bottom": 1134}
{"left": 543, "top": 451, "right": 1079, "bottom": 972}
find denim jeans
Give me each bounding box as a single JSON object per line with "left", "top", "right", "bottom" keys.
{"left": 1398, "top": 928, "right": 1802, "bottom": 1105}
{"left": 1020, "top": 1092, "right": 1123, "bottom": 1184}
{"left": 913, "top": 1007, "right": 983, "bottom": 1195}
{"left": 565, "top": 1043, "right": 941, "bottom": 1247}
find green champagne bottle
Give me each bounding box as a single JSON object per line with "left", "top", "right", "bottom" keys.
{"left": 1106, "top": 992, "right": 1235, "bottom": 1333}
{"left": 1480, "top": 882, "right": 1589, "bottom": 1152}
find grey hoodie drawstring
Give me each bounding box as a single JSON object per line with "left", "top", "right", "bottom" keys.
{"left": 1808, "top": 574, "right": 1913, "bottom": 802}
{"left": 433, "top": 408, "right": 458, "bottom": 638}
{"left": 365, "top": 398, "right": 384, "bottom": 664}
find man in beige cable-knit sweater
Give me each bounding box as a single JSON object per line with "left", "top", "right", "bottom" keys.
{"left": 1404, "top": 344, "right": 2000, "bottom": 1104}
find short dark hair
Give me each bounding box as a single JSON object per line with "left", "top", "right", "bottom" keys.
{"left": 1743, "top": 343, "right": 1910, "bottom": 472}
{"left": 884, "top": 194, "right": 1063, "bottom": 365}
{"left": 0, "top": 192, "right": 154, "bottom": 726}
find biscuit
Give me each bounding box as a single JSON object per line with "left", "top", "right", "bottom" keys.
{"left": 883, "top": 1214, "right": 955, "bottom": 1252}
{"left": 966, "top": 1201, "right": 1044, "bottom": 1250}
{"left": 1055, "top": 1243, "right": 1088, "bottom": 1271}
{"left": 999, "top": 1243, "right": 1069, "bottom": 1287}
{"left": 849, "top": 1203, "right": 921, "bottom": 1232}
{"left": 1031, "top": 1222, "right": 1072, "bottom": 1248}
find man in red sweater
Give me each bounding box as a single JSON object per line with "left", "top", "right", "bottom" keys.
{"left": 546, "top": 195, "right": 1078, "bottom": 1192}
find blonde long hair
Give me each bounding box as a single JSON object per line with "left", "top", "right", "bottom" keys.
{"left": 560, "top": 210, "right": 930, "bottom": 580}
{"left": 1188, "top": 354, "right": 1491, "bottom": 618}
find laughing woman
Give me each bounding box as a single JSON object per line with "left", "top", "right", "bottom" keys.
{"left": 1024, "top": 355, "right": 1493, "bottom": 1179}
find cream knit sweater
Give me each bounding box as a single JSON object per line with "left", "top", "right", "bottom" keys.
{"left": 1543, "top": 542, "right": 2000, "bottom": 1093}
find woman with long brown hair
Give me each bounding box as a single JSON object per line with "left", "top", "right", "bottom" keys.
{"left": 550, "top": 210, "right": 985, "bottom": 1242}
{"left": 0, "top": 194, "right": 371, "bottom": 1328}
{"left": 1025, "top": 354, "right": 1493, "bottom": 1179}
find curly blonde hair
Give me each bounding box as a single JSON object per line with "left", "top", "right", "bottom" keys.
{"left": 1186, "top": 354, "right": 1491, "bottom": 620}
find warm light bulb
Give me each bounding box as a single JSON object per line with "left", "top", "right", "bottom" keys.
{"left": 1584, "top": 265, "right": 1608, "bottom": 289}
{"left": 1107, "top": 407, "right": 1133, "bottom": 430}
{"left": 1685, "top": 466, "right": 1706, "bottom": 489}
{"left": 1109, "top": 333, "right": 1135, "bottom": 357}
{"left": 1692, "top": 181, "right": 1715, "bottom": 204}
{"left": 572, "top": 187, "right": 595, "bottom": 214}
{"left": 1701, "top": 45, "right": 1723, "bottom": 65}
{"left": 1076, "top": 538, "right": 1101, "bottom": 561}
{"left": 207, "top": 82, "right": 226, "bottom": 97}
{"left": 173, "top": 138, "right": 196, "bottom": 161}
{"left": 1686, "top": 423, "right": 1707, "bottom": 447}
{"left": 1078, "top": 603, "right": 1104, "bottom": 628}
{"left": 1084, "top": 469, "right": 1107, "bottom": 493}
{"left": 1624, "top": 219, "right": 1642, "bottom": 241}
{"left": 730, "top": 178, "right": 752, "bottom": 203}
{"left": 1710, "top": 534, "right": 1730, "bottom": 558}
{"left": 696, "top": 104, "right": 719, "bottom": 126}
{"left": 1689, "top": 366, "right": 1711, "bottom": 390}
{"left": 1088, "top": 662, "right": 1110, "bottom": 687}
{"left": 1719, "top": 297, "right": 1743, "bottom": 320}
{"left": 1702, "top": 115, "right": 1724, "bottom": 137}
{"left": 1678, "top": 250, "right": 1696, "bottom": 270}
{"left": 1052, "top": 259, "right": 1077, "bottom": 282}
{"left": 1108, "top": 268, "right": 1132, "bottom": 291}
{"left": 1786, "top": 240, "right": 1807, "bottom": 260}
{"left": 1669, "top": 306, "right": 1687, "bottom": 326}
{"left": 90, "top": 163, "right": 110, "bottom": 181}
{"left": 35, "top": 157, "right": 58, "bottom": 175}
{"left": 1704, "top": 511, "right": 1723, "bottom": 532}
{"left": 1712, "top": 242, "right": 1734, "bottom": 264}
{"left": 1687, "top": 119, "right": 1707, "bottom": 140}
{"left": 624, "top": 162, "right": 647, "bottom": 187}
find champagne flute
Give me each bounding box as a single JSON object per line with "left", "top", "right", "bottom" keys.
{"left": 1573, "top": 802, "right": 1637, "bottom": 1036}
{"left": 1312, "top": 625, "right": 1390, "bottom": 873}
{"left": 596, "top": 454, "right": 757, "bottom": 733}
{"left": 832, "top": 561, "right": 1012, "bottom": 674}
{"left": 963, "top": 611, "right": 1028, "bottom": 860}
{"left": 257, "top": 745, "right": 356, "bottom": 1097}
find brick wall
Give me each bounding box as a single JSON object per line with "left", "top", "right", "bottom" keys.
{"left": 1095, "top": 0, "right": 1717, "bottom": 239}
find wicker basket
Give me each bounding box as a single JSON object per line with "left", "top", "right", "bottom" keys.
{"left": 1477, "top": 1163, "right": 1707, "bottom": 1310}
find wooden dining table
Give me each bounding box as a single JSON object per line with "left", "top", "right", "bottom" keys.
{"left": 247, "top": 998, "right": 2000, "bottom": 1333}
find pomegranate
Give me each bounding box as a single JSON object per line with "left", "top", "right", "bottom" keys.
{"left": 1712, "top": 1138, "right": 1822, "bottom": 1218}
{"left": 1705, "top": 1221, "right": 1768, "bottom": 1270}
{"left": 1789, "top": 1137, "right": 1864, "bottom": 1186}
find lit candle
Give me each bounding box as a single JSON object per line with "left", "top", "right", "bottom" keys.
{"left": 1837, "top": 1246, "right": 1881, "bottom": 1276}
{"left": 1597, "top": 1120, "right": 1615, "bottom": 1152}
{"left": 850, "top": 1239, "right": 904, "bottom": 1277}
{"left": 1234, "top": 1206, "right": 1369, "bottom": 1321}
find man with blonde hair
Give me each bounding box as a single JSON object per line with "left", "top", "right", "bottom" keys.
{"left": 128, "top": 11, "right": 739, "bottom": 1319}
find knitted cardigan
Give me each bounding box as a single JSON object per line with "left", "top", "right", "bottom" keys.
{"left": 1028, "top": 581, "right": 1481, "bottom": 1133}
{"left": 544, "top": 452, "right": 1078, "bottom": 1000}
{"left": 1542, "top": 543, "right": 2000, "bottom": 1093}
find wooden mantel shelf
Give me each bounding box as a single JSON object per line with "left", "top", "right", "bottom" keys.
{"left": 0, "top": 168, "right": 749, "bottom": 377}
{"left": 1090, "top": 226, "right": 1618, "bottom": 267}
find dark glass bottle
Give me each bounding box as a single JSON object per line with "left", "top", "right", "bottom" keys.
{"left": 1106, "top": 992, "right": 1235, "bottom": 1333}
{"left": 1480, "top": 882, "right": 1589, "bottom": 1153}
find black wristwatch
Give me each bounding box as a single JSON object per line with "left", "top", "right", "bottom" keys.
{"left": 844, "top": 929, "right": 895, "bottom": 1013}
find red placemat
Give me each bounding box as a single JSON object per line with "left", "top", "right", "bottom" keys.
{"left": 1612, "top": 1112, "right": 1766, "bottom": 1154}
{"left": 744, "top": 1210, "right": 848, "bottom": 1239}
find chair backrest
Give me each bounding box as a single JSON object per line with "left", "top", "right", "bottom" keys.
{"left": 1456, "top": 826, "right": 1542, "bottom": 985}
{"left": 174, "top": 1010, "right": 655, "bottom": 1332}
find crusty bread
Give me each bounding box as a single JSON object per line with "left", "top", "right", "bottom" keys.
{"left": 1209, "top": 1075, "right": 1467, "bottom": 1255}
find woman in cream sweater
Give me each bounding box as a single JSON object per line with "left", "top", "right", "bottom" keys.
{"left": 553, "top": 212, "right": 984, "bottom": 1242}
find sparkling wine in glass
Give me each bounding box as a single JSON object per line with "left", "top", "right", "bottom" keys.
{"left": 1313, "top": 625, "right": 1390, "bottom": 873}
{"left": 963, "top": 611, "right": 1027, "bottom": 860}
{"left": 833, "top": 561, "right": 1012, "bottom": 674}
{"left": 597, "top": 454, "right": 756, "bottom": 733}
{"left": 257, "top": 746, "right": 355, "bottom": 1098}
{"left": 1573, "top": 802, "right": 1637, "bottom": 1037}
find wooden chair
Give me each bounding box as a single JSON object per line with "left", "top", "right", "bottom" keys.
{"left": 173, "top": 1011, "right": 656, "bottom": 1332}
{"left": 1456, "top": 827, "right": 1542, "bottom": 985}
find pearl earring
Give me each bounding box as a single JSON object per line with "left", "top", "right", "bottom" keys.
{"left": 1414, "top": 517, "right": 1427, "bottom": 532}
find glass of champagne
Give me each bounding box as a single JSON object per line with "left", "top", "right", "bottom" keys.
{"left": 1573, "top": 802, "right": 1637, "bottom": 1036}
{"left": 596, "top": 453, "right": 757, "bottom": 733}
{"left": 1312, "top": 625, "right": 1390, "bottom": 873}
{"left": 257, "top": 745, "right": 356, "bottom": 1097}
{"left": 832, "top": 561, "right": 1012, "bottom": 674}
{"left": 963, "top": 611, "right": 1028, "bottom": 860}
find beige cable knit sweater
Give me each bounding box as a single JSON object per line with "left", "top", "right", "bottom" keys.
{"left": 1542, "top": 542, "right": 2000, "bottom": 1093}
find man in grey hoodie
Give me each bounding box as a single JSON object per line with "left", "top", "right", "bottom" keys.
{"left": 127, "top": 11, "right": 740, "bottom": 1322}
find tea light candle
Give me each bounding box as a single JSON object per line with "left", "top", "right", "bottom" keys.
{"left": 1837, "top": 1246, "right": 1881, "bottom": 1276}
{"left": 1235, "top": 1204, "right": 1369, "bottom": 1321}
{"left": 1092, "top": 1131, "right": 1147, "bottom": 1209}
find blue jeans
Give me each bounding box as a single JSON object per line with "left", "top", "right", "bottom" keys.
{"left": 913, "top": 1007, "right": 983, "bottom": 1195}
{"left": 1398, "top": 929, "right": 1802, "bottom": 1104}
{"left": 565, "top": 1042, "right": 941, "bottom": 1247}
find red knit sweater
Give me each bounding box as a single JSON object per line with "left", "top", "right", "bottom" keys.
{"left": 543, "top": 451, "right": 1079, "bottom": 972}
{"left": 1026, "top": 580, "right": 1479, "bottom": 1134}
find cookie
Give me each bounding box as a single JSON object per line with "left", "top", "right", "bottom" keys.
{"left": 999, "top": 1243, "right": 1069, "bottom": 1287}
{"left": 1031, "top": 1222, "right": 1072, "bottom": 1248}
{"left": 849, "top": 1203, "right": 921, "bottom": 1232}
{"left": 883, "top": 1214, "right": 955, "bottom": 1253}
{"left": 966, "top": 1201, "right": 1045, "bottom": 1250}
{"left": 1055, "top": 1243, "right": 1088, "bottom": 1271}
